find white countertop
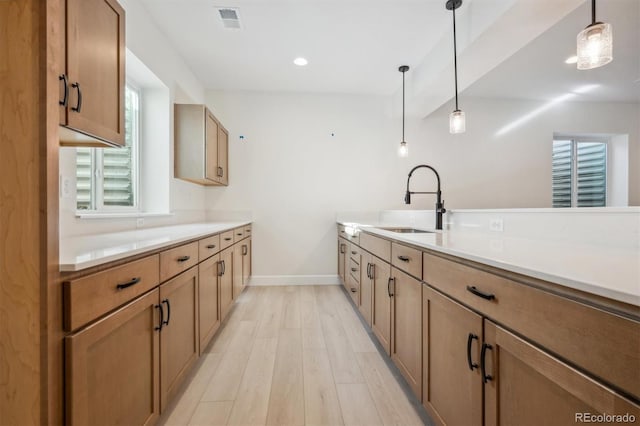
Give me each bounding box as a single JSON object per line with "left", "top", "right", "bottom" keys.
{"left": 60, "top": 222, "right": 251, "bottom": 272}
{"left": 340, "top": 222, "right": 640, "bottom": 307}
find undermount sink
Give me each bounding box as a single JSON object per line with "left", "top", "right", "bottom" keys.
{"left": 378, "top": 227, "right": 434, "bottom": 234}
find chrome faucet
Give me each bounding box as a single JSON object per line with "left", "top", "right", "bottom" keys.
{"left": 404, "top": 164, "right": 446, "bottom": 230}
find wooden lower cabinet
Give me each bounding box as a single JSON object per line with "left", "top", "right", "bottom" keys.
{"left": 242, "top": 239, "right": 251, "bottom": 286}
{"left": 359, "top": 252, "right": 373, "bottom": 326}
{"left": 198, "top": 254, "right": 220, "bottom": 354}
{"left": 371, "top": 256, "right": 392, "bottom": 355}
{"left": 219, "top": 246, "right": 234, "bottom": 320}
{"left": 159, "top": 267, "right": 199, "bottom": 410}
{"left": 484, "top": 320, "right": 640, "bottom": 426}
{"left": 338, "top": 238, "right": 347, "bottom": 284}
{"left": 232, "top": 242, "right": 243, "bottom": 299}
{"left": 65, "top": 289, "right": 160, "bottom": 426}
{"left": 422, "top": 286, "right": 483, "bottom": 426}
{"left": 391, "top": 267, "right": 422, "bottom": 398}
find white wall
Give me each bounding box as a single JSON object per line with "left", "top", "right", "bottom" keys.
{"left": 205, "top": 90, "right": 639, "bottom": 281}
{"left": 59, "top": 0, "right": 207, "bottom": 238}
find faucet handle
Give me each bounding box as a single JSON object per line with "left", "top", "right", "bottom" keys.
{"left": 439, "top": 200, "right": 447, "bottom": 214}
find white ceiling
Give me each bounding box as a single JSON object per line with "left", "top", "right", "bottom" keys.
{"left": 138, "top": 0, "right": 514, "bottom": 95}
{"left": 463, "top": 0, "right": 640, "bottom": 103}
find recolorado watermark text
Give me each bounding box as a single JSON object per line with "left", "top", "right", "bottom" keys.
{"left": 575, "top": 413, "right": 636, "bottom": 423}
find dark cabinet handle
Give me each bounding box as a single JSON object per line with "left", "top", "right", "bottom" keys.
{"left": 237, "top": 232, "right": 243, "bottom": 236}
{"left": 370, "top": 263, "right": 375, "bottom": 280}
{"left": 59, "top": 74, "right": 68, "bottom": 106}
{"left": 466, "top": 286, "right": 496, "bottom": 301}
{"left": 217, "top": 261, "right": 224, "bottom": 276}
{"left": 387, "top": 277, "right": 395, "bottom": 297}
{"left": 116, "top": 277, "right": 141, "bottom": 290}
{"left": 224, "top": 237, "right": 232, "bottom": 241}
{"left": 340, "top": 244, "right": 346, "bottom": 254}
{"left": 155, "top": 304, "right": 164, "bottom": 331}
{"left": 177, "top": 255, "right": 190, "bottom": 263}
{"left": 366, "top": 263, "right": 371, "bottom": 279}
{"left": 217, "top": 166, "right": 223, "bottom": 177}
{"left": 351, "top": 267, "right": 357, "bottom": 272}
{"left": 467, "top": 333, "right": 479, "bottom": 370}
{"left": 397, "top": 255, "right": 410, "bottom": 262}
{"left": 242, "top": 245, "right": 248, "bottom": 255}
{"left": 340, "top": 230, "right": 345, "bottom": 234}
{"left": 206, "top": 244, "right": 216, "bottom": 249}
{"left": 71, "top": 82, "right": 82, "bottom": 112}
{"left": 222, "top": 260, "right": 226, "bottom": 275}
{"left": 162, "top": 299, "right": 171, "bottom": 326}
{"left": 351, "top": 251, "right": 357, "bottom": 255}
{"left": 481, "top": 343, "right": 493, "bottom": 383}
{"left": 350, "top": 288, "right": 357, "bottom": 293}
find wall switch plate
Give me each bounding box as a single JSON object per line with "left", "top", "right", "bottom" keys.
{"left": 136, "top": 218, "right": 145, "bottom": 228}
{"left": 489, "top": 218, "right": 504, "bottom": 232}
{"left": 60, "top": 175, "right": 72, "bottom": 199}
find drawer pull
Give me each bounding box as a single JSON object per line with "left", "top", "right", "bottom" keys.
{"left": 237, "top": 233, "right": 243, "bottom": 236}
{"left": 350, "top": 288, "right": 357, "bottom": 293}
{"left": 115, "top": 277, "right": 141, "bottom": 290}
{"left": 466, "top": 286, "right": 495, "bottom": 301}
{"left": 340, "top": 230, "right": 345, "bottom": 233}
{"left": 351, "top": 267, "right": 357, "bottom": 272}
{"left": 162, "top": 299, "right": 171, "bottom": 326}
{"left": 467, "top": 333, "right": 479, "bottom": 370}
{"left": 397, "top": 255, "right": 410, "bottom": 262}
{"left": 481, "top": 343, "right": 493, "bottom": 383}
{"left": 206, "top": 244, "right": 216, "bottom": 249}
{"left": 155, "top": 304, "right": 164, "bottom": 331}
{"left": 387, "top": 277, "right": 395, "bottom": 297}
{"left": 351, "top": 251, "right": 357, "bottom": 255}
{"left": 224, "top": 237, "right": 232, "bottom": 241}
{"left": 177, "top": 255, "right": 191, "bottom": 263}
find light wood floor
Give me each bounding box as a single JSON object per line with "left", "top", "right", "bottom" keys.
{"left": 160, "top": 285, "right": 426, "bottom": 426}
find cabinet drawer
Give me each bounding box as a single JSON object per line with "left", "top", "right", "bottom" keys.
{"left": 423, "top": 252, "right": 640, "bottom": 399}
{"left": 198, "top": 234, "right": 221, "bottom": 261}
{"left": 348, "top": 258, "right": 360, "bottom": 283}
{"left": 233, "top": 227, "right": 245, "bottom": 242}
{"left": 360, "top": 232, "right": 391, "bottom": 263}
{"left": 391, "top": 242, "right": 422, "bottom": 279}
{"left": 160, "top": 242, "right": 199, "bottom": 282}
{"left": 64, "top": 255, "right": 160, "bottom": 331}
{"left": 220, "top": 230, "right": 234, "bottom": 250}
{"left": 346, "top": 270, "right": 360, "bottom": 303}
{"left": 349, "top": 244, "right": 361, "bottom": 263}
{"left": 243, "top": 225, "right": 252, "bottom": 236}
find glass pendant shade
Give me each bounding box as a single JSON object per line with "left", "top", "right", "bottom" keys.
{"left": 577, "top": 22, "right": 612, "bottom": 70}
{"left": 449, "top": 110, "right": 465, "bottom": 134}
{"left": 398, "top": 141, "right": 408, "bottom": 157}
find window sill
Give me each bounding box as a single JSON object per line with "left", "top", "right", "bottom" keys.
{"left": 75, "top": 212, "right": 174, "bottom": 220}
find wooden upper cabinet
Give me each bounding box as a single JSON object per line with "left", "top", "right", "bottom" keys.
{"left": 174, "top": 104, "right": 229, "bottom": 186}
{"left": 60, "top": 0, "right": 126, "bottom": 147}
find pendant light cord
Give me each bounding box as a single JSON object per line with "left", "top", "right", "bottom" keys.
{"left": 452, "top": 3, "right": 459, "bottom": 111}
{"left": 402, "top": 69, "right": 405, "bottom": 142}
{"left": 591, "top": 0, "right": 596, "bottom": 24}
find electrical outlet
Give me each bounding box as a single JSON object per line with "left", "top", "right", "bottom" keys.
{"left": 489, "top": 218, "right": 504, "bottom": 232}
{"left": 136, "top": 218, "right": 145, "bottom": 228}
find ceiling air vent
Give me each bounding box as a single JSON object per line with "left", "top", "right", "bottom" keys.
{"left": 216, "top": 7, "right": 242, "bottom": 29}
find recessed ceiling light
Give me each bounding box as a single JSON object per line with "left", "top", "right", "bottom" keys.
{"left": 293, "top": 57, "right": 308, "bottom": 66}
{"left": 565, "top": 55, "right": 578, "bottom": 64}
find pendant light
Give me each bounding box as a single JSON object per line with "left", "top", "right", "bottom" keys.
{"left": 577, "top": 0, "right": 612, "bottom": 70}
{"left": 447, "top": 0, "right": 465, "bottom": 134}
{"left": 398, "top": 65, "right": 410, "bottom": 157}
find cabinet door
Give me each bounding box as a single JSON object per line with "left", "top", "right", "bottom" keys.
{"left": 391, "top": 267, "right": 422, "bottom": 399}
{"left": 338, "top": 239, "right": 346, "bottom": 284}
{"left": 66, "top": 0, "right": 125, "bottom": 146}
{"left": 219, "top": 247, "right": 234, "bottom": 320}
{"left": 199, "top": 254, "right": 220, "bottom": 353}
{"left": 217, "top": 126, "right": 229, "bottom": 185}
{"left": 205, "top": 111, "right": 219, "bottom": 182}
{"left": 232, "top": 243, "right": 243, "bottom": 299}
{"left": 242, "top": 239, "right": 251, "bottom": 286}
{"left": 359, "top": 252, "right": 373, "bottom": 327}
{"left": 423, "top": 286, "right": 483, "bottom": 426}
{"left": 66, "top": 289, "right": 160, "bottom": 426}
{"left": 484, "top": 320, "right": 640, "bottom": 426}
{"left": 371, "top": 258, "right": 392, "bottom": 355}
{"left": 159, "top": 267, "right": 199, "bottom": 410}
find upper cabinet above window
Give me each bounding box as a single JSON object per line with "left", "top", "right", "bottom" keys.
{"left": 174, "top": 104, "right": 229, "bottom": 186}
{"left": 59, "top": 0, "right": 126, "bottom": 148}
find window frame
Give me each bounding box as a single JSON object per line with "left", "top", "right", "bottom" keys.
{"left": 552, "top": 136, "right": 608, "bottom": 208}
{"left": 75, "top": 83, "right": 141, "bottom": 214}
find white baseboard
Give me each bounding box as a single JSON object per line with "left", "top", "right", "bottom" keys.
{"left": 248, "top": 275, "right": 341, "bottom": 286}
